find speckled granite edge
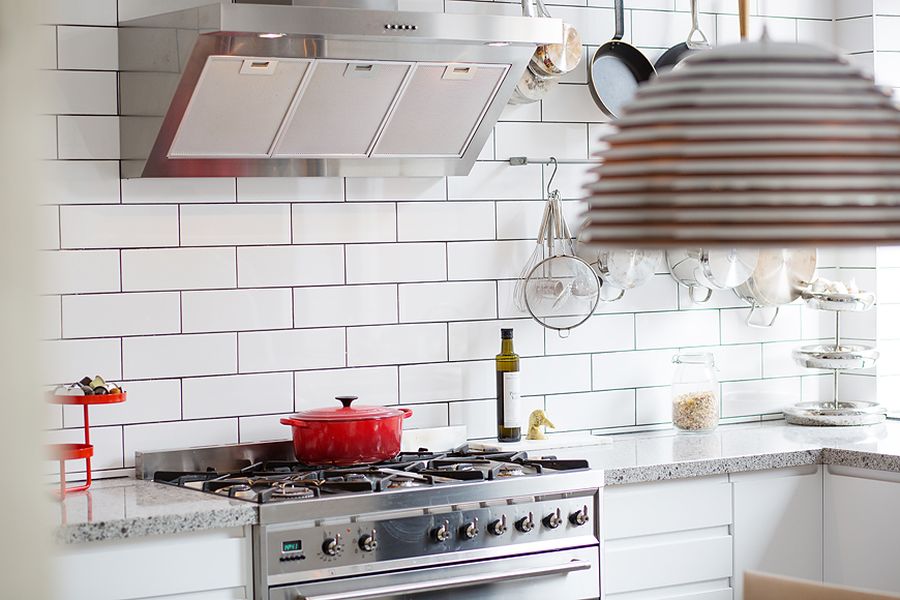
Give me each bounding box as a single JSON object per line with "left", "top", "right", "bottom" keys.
{"left": 603, "top": 449, "right": 824, "bottom": 486}
{"left": 822, "top": 447, "right": 900, "bottom": 474}
{"left": 55, "top": 505, "right": 258, "bottom": 545}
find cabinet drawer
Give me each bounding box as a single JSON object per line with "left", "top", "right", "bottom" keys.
{"left": 604, "top": 476, "right": 732, "bottom": 540}
{"left": 605, "top": 532, "right": 733, "bottom": 595}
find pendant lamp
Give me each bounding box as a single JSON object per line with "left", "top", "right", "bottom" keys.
{"left": 581, "top": 39, "right": 900, "bottom": 247}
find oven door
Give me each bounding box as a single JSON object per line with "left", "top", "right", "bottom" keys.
{"left": 269, "top": 547, "right": 599, "bottom": 600}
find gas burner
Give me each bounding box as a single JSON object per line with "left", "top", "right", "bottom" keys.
{"left": 496, "top": 464, "right": 526, "bottom": 478}
{"left": 212, "top": 482, "right": 257, "bottom": 501}
{"left": 272, "top": 483, "right": 316, "bottom": 500}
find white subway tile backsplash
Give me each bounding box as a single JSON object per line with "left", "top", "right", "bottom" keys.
{"left": 447, "top": 240, "right": 535, "bottom": 280}
{"left": 542, "top": 84, "right": 610, "bottom": 123}
{"left": 124, "top": 419, "right": 238, "bottom": 467}
{"left": 545, "top": 313, "right": 635, "bottom": 355}
{"left": 762, "top": 340, "right": 819, "bottom": 378}
{"left": 183, "top": 288, "right": 293, "bottom": 333}
{"left": 39, "top": 296, "right": 62, "bottom": 340}
{"left": 399, "top": 281, "right": 497, "bottom": 322}
{"left": 635, "top": 310, "right": 720, "bottom": 349}
{"left": 496, "top": 199, "right": 584, "bottom": 240}
{"left": 38, "top": 25, "right": 58, "bottom": 70}
{"left": 837, "top": 17, "right": 875, "bottom": 53}
{"left": 592, "top": 349, "right": 675, "bottom": 390}
{"left": 239, "top": 328, "right": 345, "bottom": 373}
{"left": 692, "top": 344, "right": 762, "bottom": 381}
{"left": 60, "top": 205, "right": 179, "bottom": 249}
{"left": 48, "top": 426, "right": 123, "bottom": 472}
{"left": 448, "top": 162, "right": 542, "bottom": 200}
{"left": 40, "top": 0, "right": 117, "bottom": 26}
{"left": 183, "top": 372, "right": 293, "bottom": 419}
{"left": 348, "top": 323, "right": 447, "bottom": 366}
{"left": 44, "top": 161, "right": 120, "bottom": 205}
{"left": 720, "top": 305, "right": 802, "bottom": 344}
{"left": 296, "top": 366, "right": 399, "bottom": 408}
{"left": 595, "top": 275, "right": 679, "bottom": 314}
{"left": 756, "top": 0, "right": 836, "bottom": 19}
{"left": 239, "top": 414, "right": 293, "bottom": 443}
{"left": 38, "top": 206, "right": 60, "bottom": 250}
{"left": 722, "top": 377, "right": 801, "bottom": 418}
{"left": 450, "top": 396, "right": 544, "bottom": 438}
{"left": 57, "top": 26, "right": 118, "bottom": 70}
{"left": 37, "top": 115, "right": 57, "bottom": 160}
{"left": 716, "top": 14, "right": 798, "bottom": 43}
{"left": 346, "top": 243, "right": 446, "bottom": 284}
{"left": 62, "top": 292, "right": 181, "bottom": 339}
{"left": 293, "top": 203, "right": 396, "bottom": 244}
{"left": 546, "top": 389, "right": 635, "bottom": 431}
{"left": 345, "top": 177, "right": 446, "bottom": 201}
{"left": 401, "top": 403, "right": 449, "bottom": 429}
{"left": 494, "top": 122, "right": 589, "bottom": 161}
{"left": 44, "top": 71, "right": 117, "bottom": 115}
{"left": 57, "top": 116, "right": 119, "bottom": 160}
{"left": 42, "top": 338, "right": 121, "bottom": 384}
{"left": 400, "top": 360, "right": 494, "bottom": 404}
{"left": 631, "top": 9, "right": 718, "bottom": 47}
{"left": 636, "top": 386, "right": 671, "bottom": 425}
{"left": 238, "top": 245, "right": 344, "bottom": 288}
{"left": 521, "top": 354, "right": 592, "bottom": 395}
{"left": 122, "top": 178, "right": 236, "bottom": 204}
{"left": 397, "top": 202, "right": 495, "bottom": 242}
{"left": 294, "top": 285, "right": 397, "bottom": 328}
{"left": 123, "top": 333, "right": 237, "bottom": 379}
{"left": 122, "top": 248, "right": 236, "bottom": 292}
{"left": 41, "top": 250, "right": 120, "bottom": 295}
{"left": 181, "top": 204, "right": 291, "bottom": 246}
{"left": 448, "top": 319, "right": 545, "bottom": 361}
{"left": 237, "top": 177, "right": 343, "bottom": 202}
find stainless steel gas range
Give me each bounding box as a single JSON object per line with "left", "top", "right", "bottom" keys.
{"left": 137, "top": 443, "right": 603, "bottom": 600}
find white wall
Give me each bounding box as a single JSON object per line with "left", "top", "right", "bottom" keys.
{"left": 41, "top": 0, "right": 877, "bottom": 479}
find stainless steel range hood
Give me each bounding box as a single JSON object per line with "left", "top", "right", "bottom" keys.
{"left": 118, "top": 0, "right": 560, "bottom": 178}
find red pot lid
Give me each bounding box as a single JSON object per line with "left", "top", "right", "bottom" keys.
{"left": 290, "top": 396, "right": 406, "bottom": 422}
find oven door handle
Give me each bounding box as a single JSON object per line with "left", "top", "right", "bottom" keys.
{"left": 295, "top": 559, "right": 592, "bottom": 600}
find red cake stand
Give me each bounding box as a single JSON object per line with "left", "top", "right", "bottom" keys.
{"left": 48, "top": 391, "right": 126, "bottom": 498}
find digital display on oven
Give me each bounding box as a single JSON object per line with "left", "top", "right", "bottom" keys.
{"left": 282, "top": 540, "right": 302, "bottom": 553}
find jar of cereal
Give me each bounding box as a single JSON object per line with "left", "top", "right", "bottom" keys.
{"left": 671, "top": 353, "right": 719, "bottom": 433}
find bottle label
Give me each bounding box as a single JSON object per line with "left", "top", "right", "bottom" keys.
{"left": 502, "top": 372, "right": 520, "bottom": 428}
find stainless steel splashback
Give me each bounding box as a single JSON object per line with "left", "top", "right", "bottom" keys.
{"left": 118, "top": 1, "right": 560, "bottom": 178}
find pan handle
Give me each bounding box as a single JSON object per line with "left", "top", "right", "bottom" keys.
{"left": 613, "top": 0, "right": 625, "bottom": 41}
{"left": 686, "top": 0, "right": 711, "bottom": 49}
{"left": 738, "top": 0, "right": 749, "bottom": 41}
{"left": 689, "top": 285, "right": 713, "bottom": 304}
{"left": 745, "top": 304, "right": 779, "bottom": 328}
{"left": 521, "top": 0, "right": 537, "bottom": 17}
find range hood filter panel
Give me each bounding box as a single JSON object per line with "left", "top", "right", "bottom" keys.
{"left": 372, "top": 63, "right": 507, "bottom": 158}
{"left": 169, "top": 56, "right": 310, "bottom": 158}
{"left": 273, "top": 60, "right": 413, "bottom": 158}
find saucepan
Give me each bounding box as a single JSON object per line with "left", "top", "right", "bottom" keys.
{"left": 733, "top": 248, "right": 818, "bottom": 327}
{"left": 667, "top": 248, "right": 759, "bottom": 303}
{"left": 281, "top": 396, "right": 412, "bottom": 466}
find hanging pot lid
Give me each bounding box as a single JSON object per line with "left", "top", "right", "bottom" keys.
{"left": 290, "top": 396, "right": 406, "bottom": 422}
{"left": 700, "top": 248, "right": 758, "bottom": 288}
{"left": 740, "top": 248, "right": 817, "bottom": 306}
{"left": 597, "top": 248, "right": 661, "bottom": 289}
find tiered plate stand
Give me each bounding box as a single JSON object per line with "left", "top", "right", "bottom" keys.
{"left": 48, "top": 391, "right": 126, "bottom": 497}
{"left": 784, "top": 291, "right": 886, "bottom": 426}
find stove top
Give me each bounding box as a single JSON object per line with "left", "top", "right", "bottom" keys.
{"left": 154, "top": 448, "right": 589, "bottom": 504}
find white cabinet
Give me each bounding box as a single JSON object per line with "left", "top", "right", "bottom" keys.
{"left": 824, "top": 465, "right": 900, "bottom": 594}
{"left": 603, "top": 475, "right": 734, "bottom": 599}
{"left": 54, "top": 527, "right": 253, "bottom": 600}
{"left": 731, "top": 465, "right": 823, "bottom": 599}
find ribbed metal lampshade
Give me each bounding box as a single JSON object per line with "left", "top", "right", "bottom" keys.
{"left": 582, "top": 39, "right": 900, "bottom": 247}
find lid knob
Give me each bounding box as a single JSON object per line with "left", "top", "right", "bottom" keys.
{"left": 335, "top": 396, "right": 358, "bottom": 408}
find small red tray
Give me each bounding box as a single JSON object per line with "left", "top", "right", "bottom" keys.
{"left": 49, "top": 391, "right": 126, "bottom": 406}
{"left": 48, "top": 443, "right": 94, "bottom": 461}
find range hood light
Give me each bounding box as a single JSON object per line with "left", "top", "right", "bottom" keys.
{"left": 486, "top": 41, "right": 511, "bottom": 47}
{"left": 258, "top": 33, "right": 286, "bottom": 38}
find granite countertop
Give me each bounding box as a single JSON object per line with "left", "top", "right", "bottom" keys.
{"left": 54, "top": 477, "right": 258, "bottom": 545}
{"left": 57, "top": 421, "right": 900, "bottom": 545}
{"left": 539, "top": 420, "right": 900, "bottom": 485}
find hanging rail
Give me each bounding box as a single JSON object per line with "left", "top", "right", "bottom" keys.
{"left": 508, "top": 156, "right": 598, "bottom": 166}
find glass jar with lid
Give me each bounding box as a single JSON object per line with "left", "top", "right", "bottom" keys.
{"left": 671, "top": 353, "right": 719, "bottom": 433}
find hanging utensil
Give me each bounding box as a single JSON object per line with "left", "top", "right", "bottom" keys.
{"left": 667, "top": 248, "right": 759, "bottom": 303}
{"left": 530, "top": 0, "right": 583, "bottom": 78}
{"left": 514, "top": 200, "right": 553, "bottom": 311}
{"left": 575, "top": 229, "right": 660, "bottom": 301}
{"left": 733, "top": 248, "right": 817, "bottom": 327}
{"left": 588, "top": 0, "right": 656, "bottom": 118}
{"left": 523, "top": 181, "right": 599, "bottom": 333}
{"left": 654, "top": 0, "right": 711, "bottom": 73}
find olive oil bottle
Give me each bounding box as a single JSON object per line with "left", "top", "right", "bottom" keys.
{"left": 496, "top": 328, "right": 521, "bottom": 442}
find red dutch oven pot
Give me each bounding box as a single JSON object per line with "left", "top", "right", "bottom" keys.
{"left": 280, "top": 396, "right": 413, "bottom": 466}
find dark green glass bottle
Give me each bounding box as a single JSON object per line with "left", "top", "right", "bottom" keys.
{"left": 496, "top": 328, "right": 521, "bottom": 442}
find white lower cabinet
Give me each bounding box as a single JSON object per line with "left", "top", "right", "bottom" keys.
{"left": 824, "top": 465, "right": 900, "bottom": 594}
{"left": 54, "top": 527, "right": 253, "bottom": 600}
{"left": 603, "top": 475, "right": 734, "bottom": 599}
{"left": 731, "top": 465, "right": 823, "bottom": 599}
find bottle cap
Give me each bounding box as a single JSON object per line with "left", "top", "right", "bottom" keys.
{"left": 501, "top": 328, "right": 514, "bottom": 339}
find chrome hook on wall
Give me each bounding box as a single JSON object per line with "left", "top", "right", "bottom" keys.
{"left": 547, "top": 156, "right": 559, "bottom": 197}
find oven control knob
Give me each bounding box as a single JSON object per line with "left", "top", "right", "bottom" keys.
{"left": 543, "top": 508, "right": 562, "bottom": 530}
{"left": 459, "top": 517, "right": 479, "bottom": 540}
{"left": 516, "top": 512, "right": 535, "bottom": 533}
{"left": 358, "top": 529, "right": 378, "bottom": 552}
{"left": 488, "top": 515, "right": 507, "bottom": 536}
{"left": 569, "top": 505, "right": 590, "bottom": 527}
{"left": 322, "top": 533, "right": 342, "bottom": 556}
{"left": 431, "top": 520, "right": 451, "bottom": 543}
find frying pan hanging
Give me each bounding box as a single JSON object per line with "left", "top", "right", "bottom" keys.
{"left": 654, "top": 0, "right": 710, "bottom": 72}
{"left": 588, "top": 0, "right": 655, "bottom": 118}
